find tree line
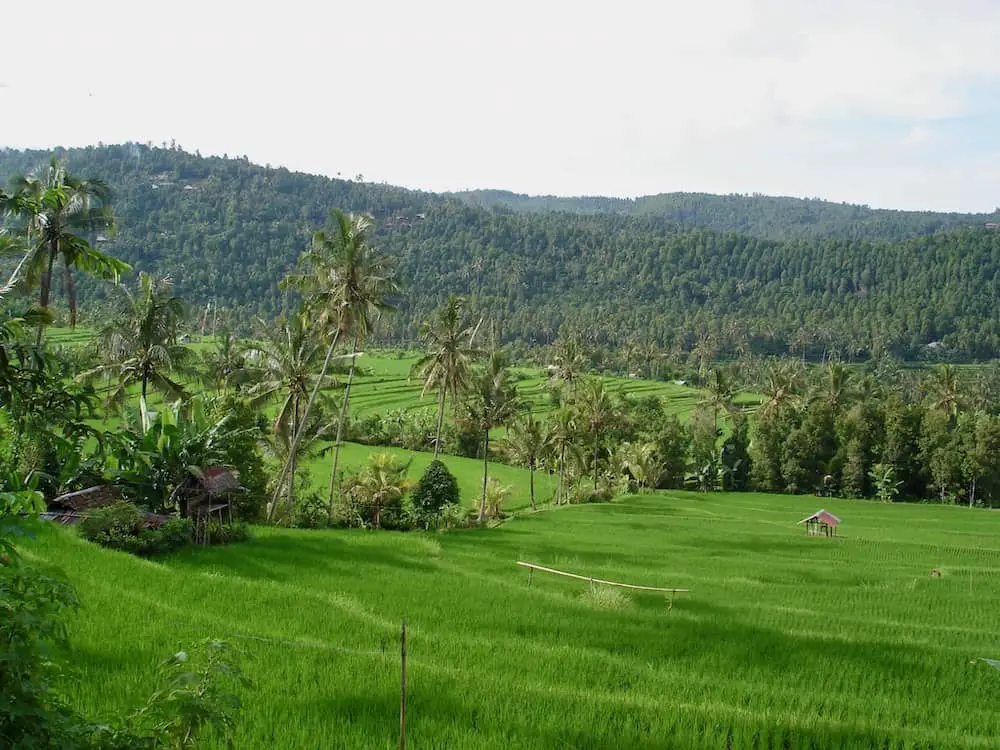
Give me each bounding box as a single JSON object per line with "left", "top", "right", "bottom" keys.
{"left": 3, "top": 144, "right": 1000, "bottom": 361}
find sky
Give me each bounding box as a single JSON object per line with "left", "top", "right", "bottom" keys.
{"left": 1, "top": 0, "right": 999, "bottom": 212}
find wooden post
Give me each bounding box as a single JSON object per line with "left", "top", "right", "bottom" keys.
{"left": 527, "top": 568, "right": 533, "bottom": 587}
{"left": 399, "top": 621, "right": 407, "bottom": 750}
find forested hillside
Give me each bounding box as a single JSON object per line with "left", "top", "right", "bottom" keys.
{"left": 2, "top": 143, "right": 1000, "bottom": 360}
{"left": 449, "top": 189, "right": 997, "bottom": 241}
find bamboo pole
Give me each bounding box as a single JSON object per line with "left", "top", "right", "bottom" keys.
{"left": 516, "top": 561, "right": 689, "bottom": 594}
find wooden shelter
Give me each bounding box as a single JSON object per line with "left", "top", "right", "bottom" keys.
{"left": 43, "top": 486, "right": 119, "bottom": 525}
{"left": 799, "top": 509, "right": 841, "bottom": 537}
{"left": 178, "top": 468, "right": 240, "bottom": 544}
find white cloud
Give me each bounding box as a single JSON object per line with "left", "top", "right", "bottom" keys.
{"left": 0, "top": 0, "right": 998, "bottom": 210}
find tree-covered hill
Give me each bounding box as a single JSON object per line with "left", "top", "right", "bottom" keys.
{"left": 2, "top": 143, "right": 1000, "bottom": 361}
{"left": 447, "top": 189, "right": 998, "bottom": 241}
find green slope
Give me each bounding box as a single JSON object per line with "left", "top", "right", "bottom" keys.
{"left": 23, "top": 492, "right": 1000, "bottom": 748}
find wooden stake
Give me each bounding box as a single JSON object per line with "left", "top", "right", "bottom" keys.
{"left": 527, "top": 568, "right": 533, "bottom": 587}
{"left": 399, "top": 621, "right": 407, "bottom": 750}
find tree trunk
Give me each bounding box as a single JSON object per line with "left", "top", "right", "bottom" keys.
{"left": 287, "top": 395, "right": 300, "bottom": 516}
{"left": 592, "top": 429, "right": 600, "bottom": 491}
{"left": 35, "top": 243, "right": 58, "bottom": 347}
{"left": 478, "top": 421, "right": 489, "bottom": 521}
{"left": 970, "top": 477, "right": 977, "bottom": 509}
{"left": 328, "top": 333, "right": 360, "bottom": 512}
{"left": 558, "top": 446, "right": 565, "bottom": 505}
{"left": 433, "top": 385, "right": 446, "bottom": 459}
{"left": 529, "top": 462, "right": 536, "bottom": 511}
{"left": 63, "top": 260, "right": 77, "bottom": 328}
{"left": 141, "top": 373, "right": 148, "bottom": 401}
{"left": 271, "top": 329, "right": 343, "bottom": 517}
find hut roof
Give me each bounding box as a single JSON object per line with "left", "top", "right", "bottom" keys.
{"left": 201, "top": 468, "right": 240, "bottom": 495}
{"left": 50, "top": 485, "right": 118, "bottom": 512}
{"left": 799, "top": 509, "right": 841, "bottom": 526}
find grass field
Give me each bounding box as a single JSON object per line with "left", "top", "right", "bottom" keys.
{"left": 23, "top": 492, "right": 1000, "bottom": 748}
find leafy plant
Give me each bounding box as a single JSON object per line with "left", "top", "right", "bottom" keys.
{"left": 80, "top": 502, "right": 192, "bottom": 557}
{"left": 412, "top": 459, "right": 459, "bottom": 525}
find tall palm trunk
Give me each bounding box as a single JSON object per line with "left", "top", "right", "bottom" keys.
{"left": 433, "top": 385, "right": 446, "bottom": 459}
{"left": 35, "top": 242, "right": 58, "bottom": 347}
{"left": 269, "top": 329, "right": 342, "bottom": 514}
{"left": 558, "top": 445, "right": 566, "bottom": 505}
{"left": 63, "top": 260, "right": 77, "bottom": 328}
{"left": 478, "top": 416, "right": 490, "bottom": 521}
{"left": 287, "top": 396, "right": 300, "bottom": 516}
{"left": 529, "top": 461, "right": 536, "bottom": 511}
{"left": 592, "top": 429, "right": 600, "bottom": 491}
{"left": 328, "top": 333, "right": 360, "bottom": 513}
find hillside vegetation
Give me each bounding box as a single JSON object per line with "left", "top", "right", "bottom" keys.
{"left": 3, "top": 145, "right": 1000, "bottom": 360}
{"left": 24, "top": 492, "right": 1000, "bottom": 749}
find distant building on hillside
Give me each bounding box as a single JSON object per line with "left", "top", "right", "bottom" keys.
{"left": 799, "top": 509, "right": 841, "bottom": 538}
{"left": 986, "top": 222, "right": 1000, "bottom": 230}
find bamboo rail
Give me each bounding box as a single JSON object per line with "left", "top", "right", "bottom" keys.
{"left": 516, "top": 561, "right": 689, "bottom": 607}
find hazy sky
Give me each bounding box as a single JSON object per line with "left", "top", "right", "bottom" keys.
{"left": 2, "top": 0, "right": 999, "bottom": 211}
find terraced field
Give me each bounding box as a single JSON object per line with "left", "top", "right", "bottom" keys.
{"left": 25, "top": 491, "right": 1000, "bottom": 748}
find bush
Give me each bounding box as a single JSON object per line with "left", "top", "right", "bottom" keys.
{"left": 204, "top": 520, "right": 251, "bottom": 545}
{"left": 412, "top": 460, "right": 459, "bottom": 524}
{"left": 294, "top": 493, "right": 330, "bottom": 529}
{"left": 80, "top": 503, "right": 192, "bottom": 556}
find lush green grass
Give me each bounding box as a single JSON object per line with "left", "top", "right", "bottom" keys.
{"left": 23, "top": 492, "right": 1000, "bottom": 748}
{"left": 304, "top": 441, "right": 557, "bottom": 511}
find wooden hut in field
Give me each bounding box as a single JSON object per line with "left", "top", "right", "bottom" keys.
{"left": 43, "top": 485, "right": 119, "bottom": 525}
{"left": 799, "top": 509, "right": 841, "bottom": 537}
{"left": 177, "top": 468, "right": 240, "bottom": 544}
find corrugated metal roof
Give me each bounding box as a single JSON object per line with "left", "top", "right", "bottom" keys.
{"left": 799, "top": 509, "right": 841, "bottom": 526}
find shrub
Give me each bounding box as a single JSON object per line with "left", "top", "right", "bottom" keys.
{"left": 294, "top": 493, "right": 330, "bottom": 529}
{"left": 80, "top": 503, "right": 192, "bottom": 556}
{"left": 482, "top": 478, "right": 512, "bottom": 520}
{"left": 204, "top": 520, "right": 251, "bottom": 546}
{"left": 412, "top": 460, "right": 460, "bottom": 524}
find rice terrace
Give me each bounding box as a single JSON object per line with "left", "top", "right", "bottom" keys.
{"left": 23, "top": 490, "right": 1000, "bottom": 748}
{"left": 6, "top": 43, "right": 1000, "bottom": 747}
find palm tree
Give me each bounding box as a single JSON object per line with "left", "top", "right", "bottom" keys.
{"left": 758, "top": 360, "right": 802, "bottom": 419}
{"left": 243, "top": 314, "right": 333, "bottom": 518}
{"left": 927, "top": 364, "right": 964, "bottom": 422}
{"left": 620, "top": 441, "right": 661, "bottom": 490}
{"left": 81, "top": 273, "right": 189, "bottom": 409}
{"left": 199, "top": 330, "right": 246, "bottom": 394}
{"left": 814, "top": 361, "right": 853, "bottom": 413}
{"left": 7, "top": 158, "right": 127, "bottom": 340}
{"left": 702, "top": 367, "right": 735, "bottom": 433}
{"left": 283, "top": 209, "right": 399, "bottom": 517}
{"left": 346, "top": 453, "right": 414, "bottom": 529}
{"left": 501, "top": 414, "right": 545, "bottom": 510}
{"left": 550, "top": 337, "right": 587, "bottom": 395}
{"left": 411, "top": 295, "right": 482, "bottom": 458}
{"left": 544, "top": 407, "right": 580, "bottom": 505}
{"left": 468, "top": 349, "right": 521, "bottom": 521}
{"left": 575, "top": 378, "right": 619, "bottom": 491}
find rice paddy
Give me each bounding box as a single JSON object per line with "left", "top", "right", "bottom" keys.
{"left": 24, "top": 491, "right": 1000, "bottom": 748}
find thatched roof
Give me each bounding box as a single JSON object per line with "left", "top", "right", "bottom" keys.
{"left": 50, "top": 486, "right": 118, "bottom": 512}
{"left": 201, "top": 468, "right": 240, "bottom": 495}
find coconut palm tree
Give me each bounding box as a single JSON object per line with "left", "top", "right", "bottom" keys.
{"left": 283, "top": 209, "right": 399, "bottom": 516}
{"left": 81, "top": 273, "right": 189, "bottom": 409}
{"left": 758, "top": 360, "right": 803, "bottom": 419}
{"left": 467, "top": 349, "right": 521, "bottom": 520}
{"left": 702, "top": 367, "right": 735, "bottom": 433}
{"left": 243, "top": 314, "right": 334, "bottom": 518}
{"left": 7, "top": 158, "right": 127, "bottom": 340}
{"left": 501, "top": 413, "right": 545, "bottom": 510}
{"left": 814, "top": 361, "right": 854, "bottom": 414}
{"left": 411, "top": 295, "right": 482, "bottom": 458}
{"left": 550, "top": 337, "right": 588, "bottom": 395}
{"left": 545, "top": 407, "right": 581, "bottom": 505}
{"left": 927, "top": 364, "right": 965, "bottom": 422}
{"left": 199, "top": 329, "right": 247, "bottom": 394}
{"left": 575, "top": 377, "right": 619, "bottom": 491}
{"left": 346, "top": 453, "right": 414, "bottom": 529}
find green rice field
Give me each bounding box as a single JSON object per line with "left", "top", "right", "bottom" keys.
{"left": 24, "top": 491, "right": 1000, "bottom": 748}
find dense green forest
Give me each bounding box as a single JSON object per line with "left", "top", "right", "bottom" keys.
{"left": 448, "top": 189, "right": 998, "bottom": 241}
{"left": 3, "top": 144, "right": 1000, "bottom": 360}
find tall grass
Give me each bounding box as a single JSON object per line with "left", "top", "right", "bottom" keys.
{"left": 23, "top": 491, "right": 1000, "bottom": 748}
